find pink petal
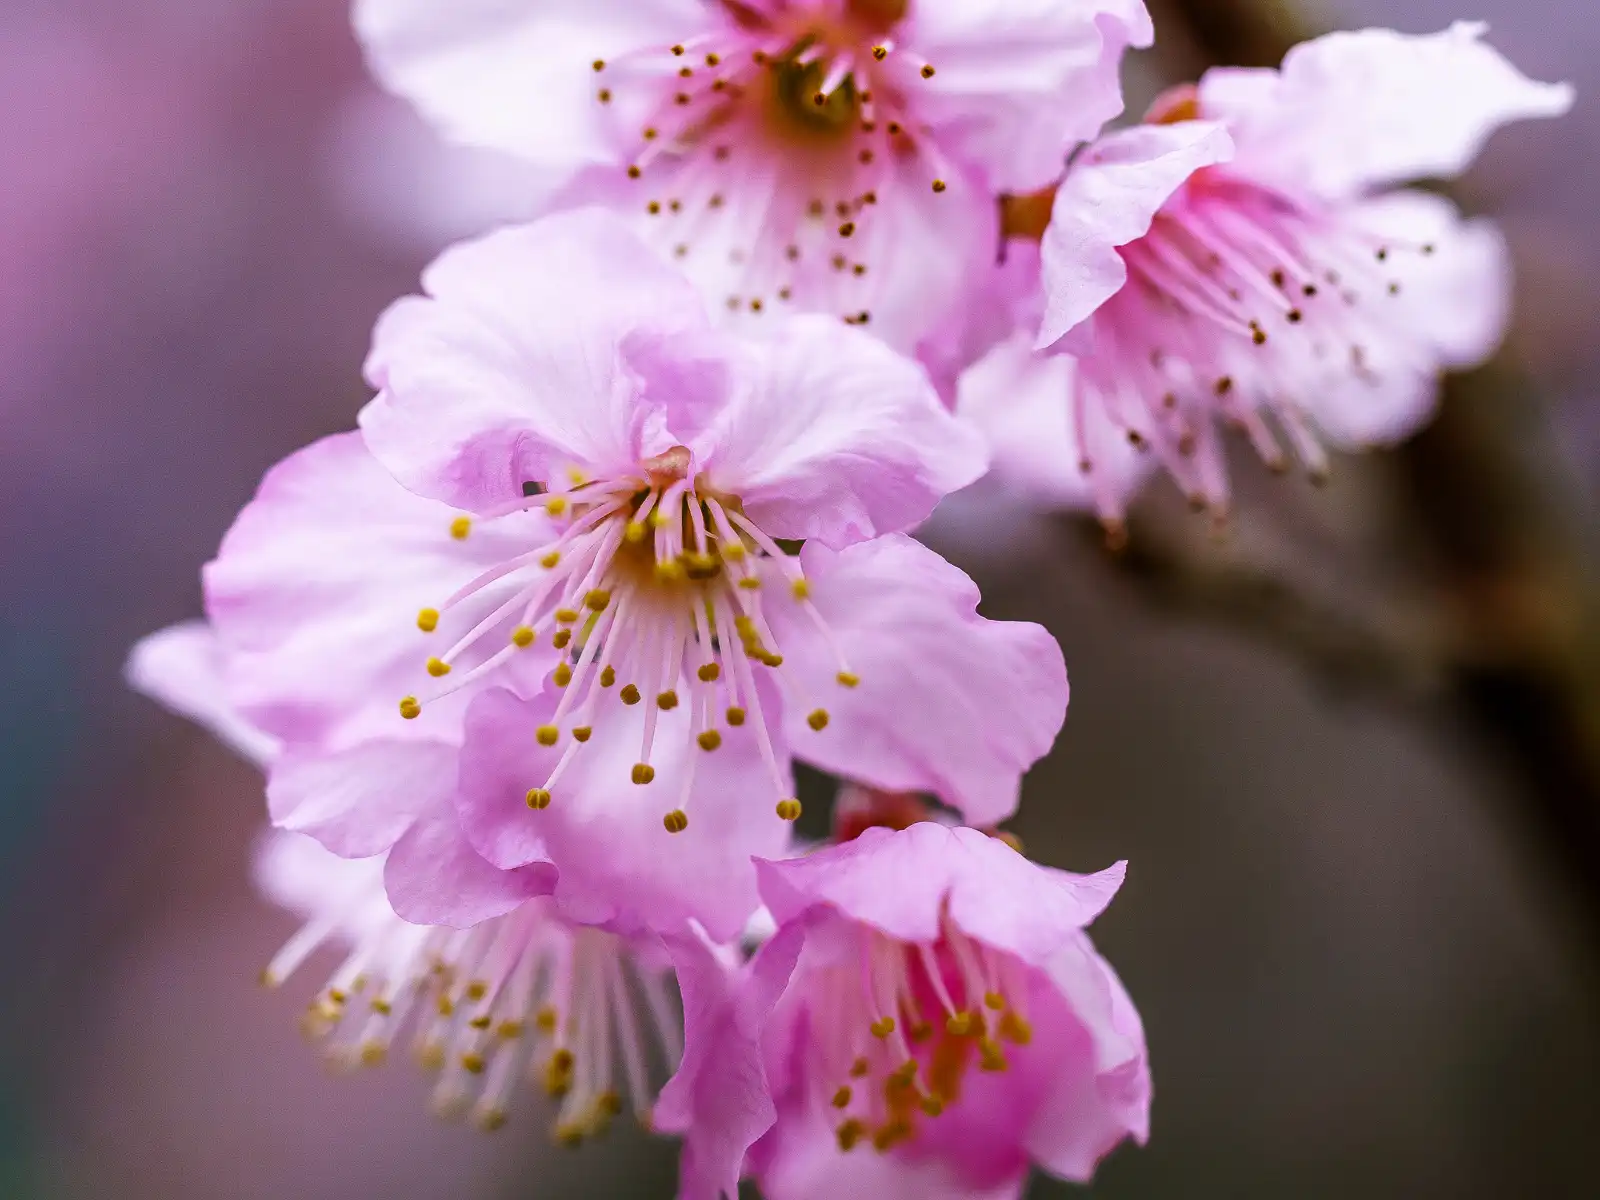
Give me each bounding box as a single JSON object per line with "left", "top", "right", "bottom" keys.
{"left": 353, "top": 0, "right": 706, "bottom": 165}
{"left": 755, "top": 824, "right": 1125, "bottom": 965}
{"left": 1201, "top": 22, "right": 1573, "bottom": 200}
{"left": 1024, "top": 937, "right": 1152, "bottom": 1179}
{"left": 696, "top": 316, "right": 987, "bottom": 547}
{"left": 203, "top": 432, "right": 551, "bottom": 750}
{"left": 358, "top": 210, "right": 711, "bottom": 510}
{"left": 910, "top": 0, "right": 1154, "bottom": 192}
{"left": 266, "top": 738, "right": 459, "bottom": 859}
{"left": 768, "top": 536, "right": 1067, "bottom": 826}
{"left": 251, "top": 827, "right": 387, "bottom": 919}
{"left": 1038, "top": 120, "right": 1234, "bottom": 351}
{"left": 124, "top": 621, "right": 279, "bottom": 765}
{"left": 655, "top": 923, "right": 807, "bottom": 1200}
{"left": 456, "top": 687, "right": 793, "bottom": 943}
{"left": 383, "top": 799, "right": 555, "bottom": 928}
{"left": 1305, "top": 191, "right": 1510, "bottom": 448}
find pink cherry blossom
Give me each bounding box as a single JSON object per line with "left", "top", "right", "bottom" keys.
{"left": 959, "top": 22, "right": 1571, "bottom": 525}
{"left": 353, "top": 0, "right": 1152, "bottom": 348}
{"left": 660, "top": 822, "right": 1150, "bottom": 1198}
{"left": 202, "top": 209, "right": 1065, "bottom": 931}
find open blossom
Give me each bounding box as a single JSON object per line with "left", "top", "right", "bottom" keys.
{"left": 204, "top": 209, "right": 1065, "bottom": 934}
{"left": 353, "top": 0, "right": 1152, "bottom": 348}
{"left": 956, "top": 22, "right": 1572, "bottom": 525}
{"left": 658, "top": 823, "right": 1150, "bottom": 1198}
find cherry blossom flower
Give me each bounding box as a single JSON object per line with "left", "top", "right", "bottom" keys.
{"left": 203, "top": 209, "right": 1065, "bottom": 934}
{"left": 957, "top": 22, "right": 1572, "bottom": 526}
{"left": 658, "top": 822, "right": 1150, "bottom": 1198}
{"left": 352, "top": 0, "right": 1152, "bottom": 348}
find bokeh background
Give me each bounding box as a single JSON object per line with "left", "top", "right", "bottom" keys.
{"left": 2, "top": 1, "right": 1597, "bottom": 1197}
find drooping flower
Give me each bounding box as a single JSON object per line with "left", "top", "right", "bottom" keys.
{"left": 204, "top": 209, "right": 1065, "bottom": 932}
{"left": 658, "top": 822, "right": 1150, "bottom": 1198}
{"left": 956, "top": 22, "right": 1572, "bottom": 526}
{"left": 353, "top": 0, "right": 1153, "bottom": 348}
{"left": 255, "top": 827, "right": 692, "bottom": 1141}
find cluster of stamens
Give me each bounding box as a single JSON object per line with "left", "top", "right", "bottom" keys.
{"left": 263, "top": 897, "right": 681, "bottom": 1141}
{"left": 811, "top": 916, "right": 1034, "bottom": 1154}
{"left": 591, "top": 0, "right": 950, "bottom": 324}
{"left": 401, "top": 447, "right": 858, "bottom": 831}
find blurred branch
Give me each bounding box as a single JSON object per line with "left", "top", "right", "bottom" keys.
{"left": 1138, "top": 0, "right": 1600, "bottom": 954}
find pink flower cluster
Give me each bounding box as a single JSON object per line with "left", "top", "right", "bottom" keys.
{"left": 128, "top": 4, "right": 1568, "bottom": 1197}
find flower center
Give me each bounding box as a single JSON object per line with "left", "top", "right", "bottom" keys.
{"left": 264, "top": 897, "right": 681, "bottom": 1138}
{"left": 403, "top": 449, "right": 859, "bottom": 830}
{"left": 591, "top": 1, "right": 949, "bottom": 323}
{"left": 809, "top": 917, "right": 1033, "bottom": 1154}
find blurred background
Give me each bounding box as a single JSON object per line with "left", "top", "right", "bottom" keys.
{"left": 2, "top": 0, "right": 1597, "bottom": 1196}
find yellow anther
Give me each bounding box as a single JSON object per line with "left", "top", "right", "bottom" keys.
{"left": 598, "top": 1090, "right": 624, "bottom": 1117}
{"left": 836, "top": 671, "right": 860, "bottom": 688}
{"left": 625, "top": 520, "right": 648, "bottom": 543}
{"left": 360, "top": 1042, "right": 387, "bottom": 1067}
{"left": 496, "top": 1019, "right": 525, "bottom": 1039}
{"left": 585, "top": 588, "right": 611, "bottom": 611}
{"left": 511, "top": 625, "right": 536, "bottom": 648}
{"left": 632, "top": 763, "right": 656, "bottom": 785}
{"left": 526, "top": 787, "right": 552, "bottom": 810}
{"left": 790, "top": 578, "right": 811, "bottom": 600}
{"left": 461, "top": 1052, "right": 487, "bottom": 1075}
{"left": 417, "top": 607, "right": 440, "bottom": 632}
{"left": 436, "top": 995, "right": 453, "bottom": 1016}
{"left": 535, "top": 1006, "right": 558, "bottom": 1032}
{"left": 921, "top": 63, "right": 936, "bottom": 78}
{"left": 831, "top": 1086, "right": 852, "bottom": 1108}
{"left": 620, "top": 684, "right": 642, "bottom": 705}
{"left": 734, "top": 615, "right": 755, "bottom": 634}
{"left": 416, "top": 1041, "right": 446, "bottom": 1071}
{"left": 807, "top": 708, "right": 829, "bottom": 731}
{"left": 979, "top": 1038, "right": 1008, "bottom": 1072}
{"left": 540, "top": 551, "right": 561, "bottom": 569}
{"left": 572, "top": 726, "right": 592, "bottom": 743}
{"left": 600, "top": 665, "right": 617, "bottom": 688}
{"left": 657, "top": 690, "right": 679, "bottom": 710}
{"left": 399, "top": 696, "right": 421, "bottom": 720}
{"left": 469, "top": 1014, "right": 491, "bottom": 1030}
{"left": 872, "top": 1119, "right": 911, "bottom": 1152}
{"left": 946, "top": 1011, "right": 974, "bottom": 1037}
{"left": 370, "top": 997, "right": 392, "bottom": 1015}
{"left": 999, "top": 1011, "right": 1033, "bottom": 1045}
{"left": 836, "top": 1119, "right": 865, "bottom": 1152}
{"left": 477, "top": 1108, "right": 509, "bottom": 1132}
{"left": 984, "top": 991, "right": 1005, "bottom": 1010}
{"left": 776, "top": 798, "right": 802, "bottom": 821}
{"left": 552, "top": 629, "right": 572, "bottom": 650}
{"left": 649, "top": 507, "right": 673, "bottom": 528}
{"left": 698, "top": 730, "right": 722, "bottom": 752}
{"left": 536, "top": 725, "right": 560, "bottom": 746}
{"left": 553, "top": 1122, "right": 585, "bottom": 1147}
{"left": 466, "top": 980, "right": 488, "bottom": 1001}
{"left": 737, "top": 575, "right": 761, "bottom": 590}
{"left": 920, "top": 1093, "right": 946, "bottom": 1117}
{"left": 555, "top": 607, "right": 580, "bottom": 624}
{"left": 697, "top": 662, "right": 721, "bottom": 682}
{"left": 567, "top": 466, "right": 588, "bottom": 485}
{"left": 931, "top": 178, "right": 947, "bottom": 193}
{"left": 870, "top": 1016, "right": 896, "bottom": 1039}
{"left": 760, "top": 653, "right": 784, "bottom": 668}
{"left": 654, "top": 558, "right": 686, "bottom": 584}
{"left": 663, "top": 808, "right": 689, "bottom": 833}
{"left": 450, "top": 516, "right": 472, "bottom": 540}
{"left": 720, "top": 541, "right": 746, "bottom": 562}
{"left": 545, "top": 496, "right": 568, "bottom": 517}
{"left": 726, "top": 706, "right": 746, "bottom": 726}
{"left": 850, "top": 1057, "right": 870, "bottom": 1077}
{"left": 426, "top": 656, "right": 452, "bottom": 678}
